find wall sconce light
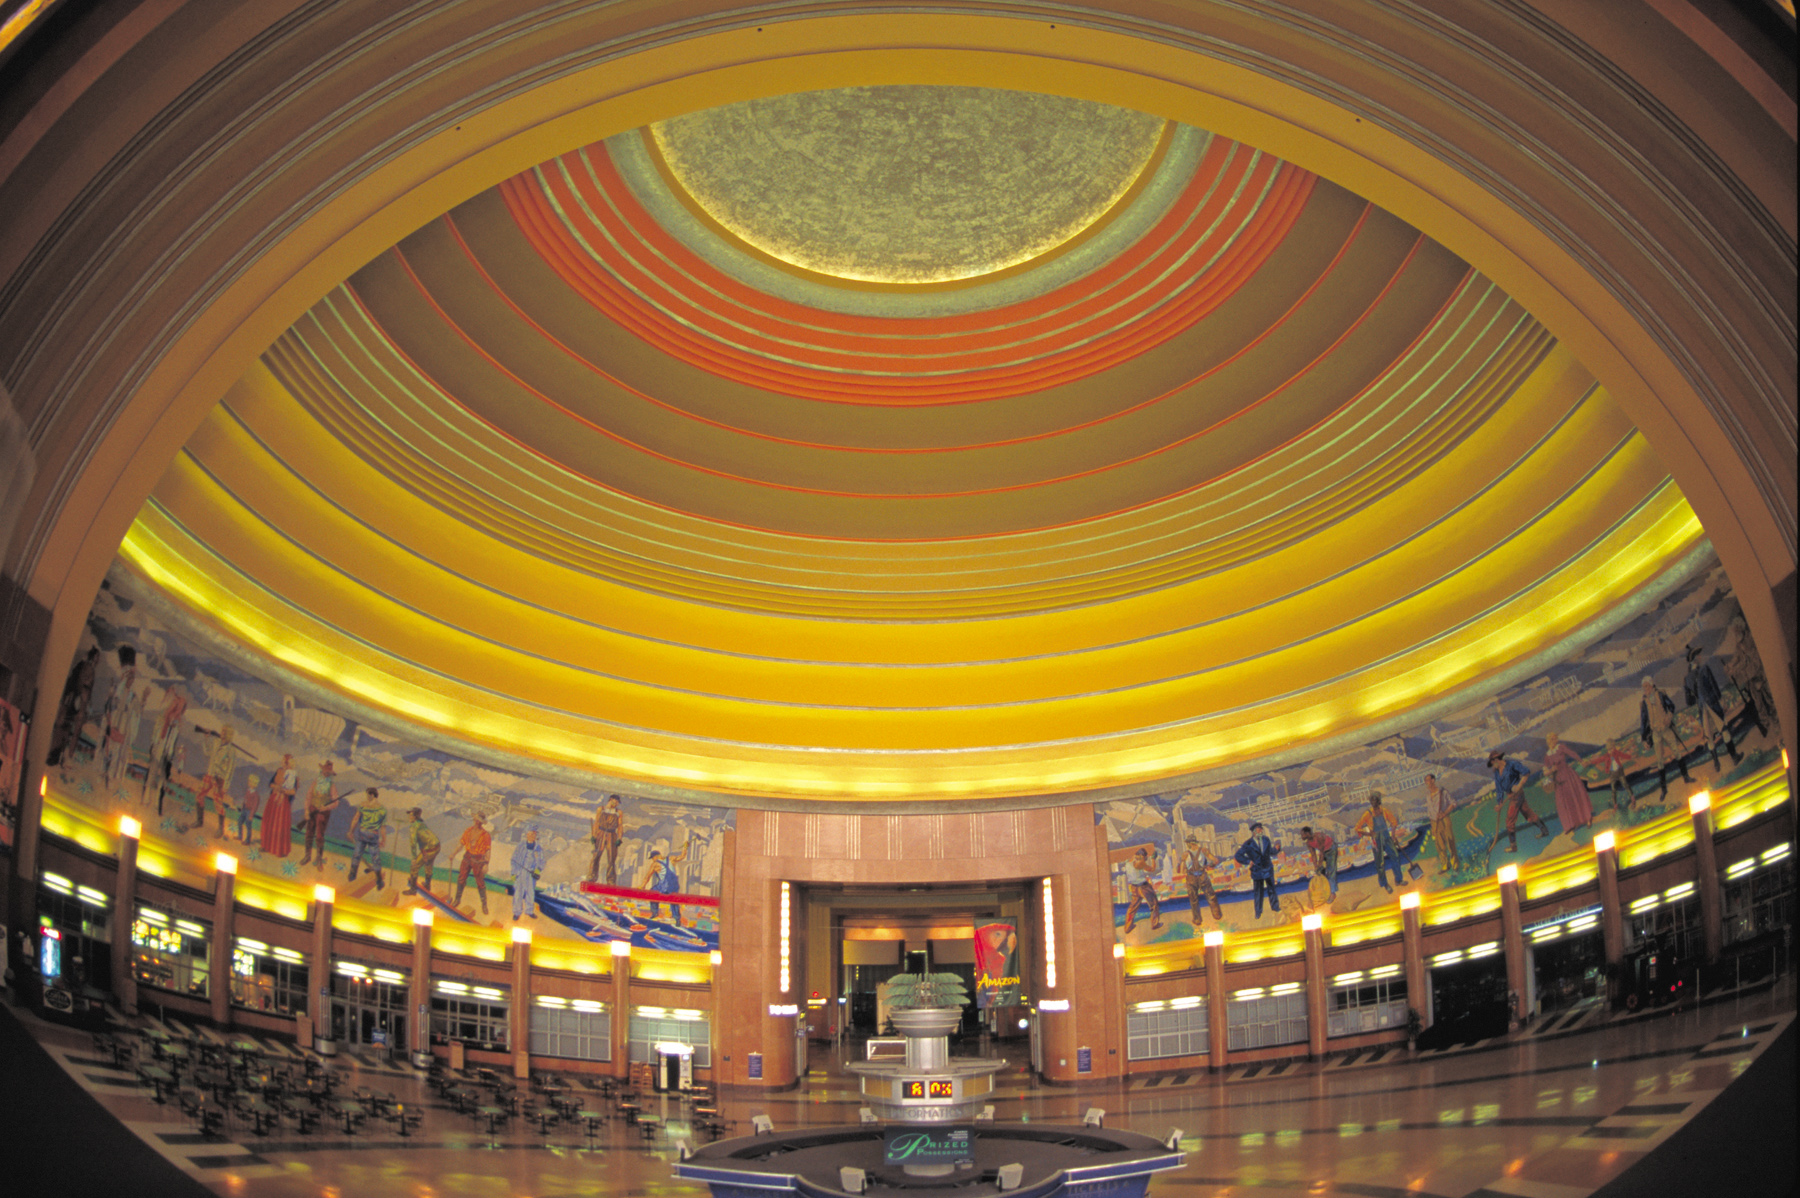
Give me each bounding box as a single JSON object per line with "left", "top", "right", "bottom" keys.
{"left": 710, "top": 949, "right": 722, "bottom": 966}
{"left": 313, "top": 884, "right": 335, "bottom": 904}
{"left": 610, "top": 939, "right": 632, "bottom": 958}
{"left": 1112, "top": 942, "right": 1125, "bottom": 960}
{"left": 1301, "top": 913, "right": 1323, "bottom": 931}
{"left": 1497, "top": 865, "right": 1519, "bottom": 884}
{"left": 1041, "top": 878, "right": 1057, "bottom": 990}
{"left": 511, "top": 925, "right": 533, "bottom": 943}
{"left": 1688, "top": 791, "right": 1711, "bottom": 813}
{"left": 1593, "top": 831, "right": 1616, "bottom": 853}
{"left": 118, "top": 815, "right": 141, "bottom": 839}
{"left": 214, "top": 852, "right": 237, "bottom": 875}
{"left": 412, "top": 907, "right": 434, "bottom": 926}
{"left": 1203, "top": 930, "right": 1224, "bottom": 947}
{"left": 1399, "top": 891, "right": 1421, "bottom": 910}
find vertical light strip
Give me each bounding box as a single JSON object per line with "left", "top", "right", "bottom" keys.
{"left": 779, "top": 881, "right": 791, "bottom": 994}
{"left": 1041, "top": 878, "right": 1057, "bottom": 990}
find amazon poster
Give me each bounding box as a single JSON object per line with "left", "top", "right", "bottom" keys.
{"left": 973, "top": 919, "right": 1021, "bottom": 1008}
{"left": 1102, "top": 555, "right": 1781, "bottom": 945}
{"left": 45, "top": 564, "right": 730, "bottom": 953}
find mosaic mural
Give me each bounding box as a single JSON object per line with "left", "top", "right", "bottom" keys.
{"left": 1102, "top": 557, "right": 1781, "bottom": 944}
{"left": 47, "top": 567, "right": 730, "bottom": 953}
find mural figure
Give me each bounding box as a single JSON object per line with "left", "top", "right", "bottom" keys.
{"left": 46, "top": 646, "right": 98, "bottom": 771}
{"left": 405, "top": 807, "right": 440, "bottom": 896}
{"left": 1351, "top": 794, "right": 1403, "bottom": 892}
{"left": 189, "top": 725, "right": 238, "bottom": 834}
{"left": 451, "top": 812, "right": 492, "bottom": 914}
{"left": 148, "top": 688, "right": 187, "bottom": 813}
{"left": 299, "top": 760, "right": 342, "bottom": 868}
{"left": 261, "top": 754, "right": 297, "bottom": 856}
{"left": 99, "top": 647, "right": 139, "bottom": 788}
{"left": 1541, "top": 734, "right": 1593, "bottom": 836}
{"left": 235, "top": 773, "right": 261, "bottom": 844}
{"left": 1683, "top": 643, "right": 1740, "bottom": 772}
{"left": 1638, "top": 676, "right": 1692, "bottom": 796}
{"left": 1487, "top": 750, "right": 1549, "bottom": 853}
{"left": 1424, "top": 774, "right": 1461, "bottom": 871}
{"left": 1180, "top": 834, "right": 1223, "bottom": 925}
{"left": 1724, "top": 615, "right": 1773, "bottom": 736}
{"left": 1234, "top": 823, "right": 1281, "bottom": 918}
{"left": 511, "top": 826, "right": 547, "bottom": 920}
{"left": 588, "top": 794, "right": 623, "bottom": 885}
{"left": 346, "top": 787, "right": 390, "bottom": 888}
{"left": 1121, "top": 846, "right": 1163, "bottom": 932}
{"left": 1300, "top": 826, "right": 1338, "bottom": 899}
{"left": 639, "top": 842, "right": 690, "bottom": 923}
{"left": 1597, "top": 739, "right": 1635, "bottom": 812}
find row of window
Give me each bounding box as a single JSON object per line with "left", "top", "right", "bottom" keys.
{"left": 1126, "top": 974, "right": 1412, "bottom": 1061}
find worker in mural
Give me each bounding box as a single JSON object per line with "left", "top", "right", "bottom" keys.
{"left": 1121, "top": 845, "right": 1163, "bottom": 933}
{"left": 450, "top": 811, "right": 492, "bottom": 914}
{"left": 406, "top": 807, "right": 440, "bottom": 896}
{"left": 1352, "top": 793, "right": 1403, "bottom": 892}
{"left": 1300, "top": 825, "right": 1338, "bottom": 899}
{"left": 588, "top": 794, "right": 624, "bottom": 886}
{"left": 511, "top": 825, "right": 547, "bottom": 920}
{"left": 1424, "top": 774, "right": 1461, "bottom": 871}
{"left": 1180, "top": 834, "right": 1223, "bottom": 925}
{"left": 98, "top": 647, "right": 139, "bottom": 789}
{"left": 639, "top": 841, "right": 691, "bottom": 924}
{"left": 346, "top": 787, "right": 390, "bottom": 889}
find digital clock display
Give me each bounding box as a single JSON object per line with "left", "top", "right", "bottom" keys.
{"left": 901, "top": 1079, "right": 956, "bottom": 1099}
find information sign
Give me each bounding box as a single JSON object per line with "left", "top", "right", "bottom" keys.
{"left": 883, "top": 1128, "right": 973, "bottom": 1167}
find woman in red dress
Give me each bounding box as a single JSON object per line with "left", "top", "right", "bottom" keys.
{"left": 260, "top": 753, "right": 296, "bottom": 856}
{"left": 1542, "top": 733, "right": 1594, "bottom": 835}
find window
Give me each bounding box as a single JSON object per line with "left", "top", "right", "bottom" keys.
{"left": 530, "top": 998, "right": 611, "bottom": 1062}
{"left": 1626, "top": 883, "right": 1702, "bottom": 961}
{"left": 628, "top": 1006, "right": 709, "bottom": 1067}
{"left": 131, "top": 906, "right": 210, "bottom": 999}
{"left": 231, "top": 939, "right": 309, "bottom": 1015}
{"left": 1722, "top": 855, "right": 1794, "bottom": 947}
{"left": 1127, "top": 998, "right": 1208, "bottom": 1061}
{"left": 1226, "top": 985, "right": 1307, "bottom": 1050}
{"left": 39, "top": 874, "right": 113, "bottom": 992}
{"left": 430, "top": 981, "right": 509, "bottom": 1049}
{"left": 1326, "top": 968, "right": 1408, "bottom": 1037}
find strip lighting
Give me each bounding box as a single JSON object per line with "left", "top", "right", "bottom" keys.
{"left": 42, "top": 872, "right": 73, "bottom": 895}
{"left": 1663, "top": 881, "right": 1694, "bottom": 901}
{"left": 271, "top": 947, "right": 304, "bottom": 964}
{"left": 1269, "top": 982, "right": 1302, "bottom": 995}
{"left": 437, "top": 981, "right": 470, "bottom": 994}
{"left": 1042, "top": 879, "right": 1057, "bottom": 990}
{"left": 75, "top": 886, "right": 110, "bottom": 908}
{"left": 1763, "top": 844, "right": 1790, "bottom": 864}
{"left": 536, "top": 996, "right": 569, "bottom": 1008}
{"left": 174, "top": 920, "right": 207, "bottom": 938}
{"left": 1467, "top": 941, "right": 1500, "bottom": 959}
{"left": 1629, "top": 894, "right": 1661, "bottom": 914}
{"left": 473, "top": 987, "right": 504, "bottom": 1000}
{"left": 779, "top": 881, "right": 791, "bottom": 995}
{"left": 1232, "top": 987, "right": 1267, "bottom": 1000}
{"left": 1039, "top": 999, "right": 1070, "bottom": 1012}
{"left": 1333, "top": 971, "right": 1366, "bottom": 986}
{"left": 335, "top": 962, "right": 368, "bottom": 977}
{"left": 137, "top": 908, "right": 168, "bottom": 924}
{"left": 373, "top": 968, "right": 406, "bottom": 984}
{"left": 1133, "top": 1000, "right": 1168, "bottom": 1011}
{"left": 1370, "top": 965, "right": 1402, "bottom": 979}
{"left": 571, "top": 999, "right": 604, "bottom": 1013}
{"left": 237, "top": 938, "right": 269, "bottom": 953}
{"left": 1170, "top": 995, "right": 1203, "bottom": 1009}
{"left": 1430, "top": 950, "right": 1464, "bottom": 967}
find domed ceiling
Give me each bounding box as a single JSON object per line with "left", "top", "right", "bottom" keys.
{"left": 121, "top": 87, "right": 1700, "bottom": 804}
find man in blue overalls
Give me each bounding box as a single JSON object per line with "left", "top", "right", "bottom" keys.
{"left": 639, "top": 843, "right": 690, "bottom": 924}
{"left": 511, "top": 826, "right": 547, "bottom": 921}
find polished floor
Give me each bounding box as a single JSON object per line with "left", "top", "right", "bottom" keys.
{"left": 13, "top": 982, "right": 1797, "bottom": 1198}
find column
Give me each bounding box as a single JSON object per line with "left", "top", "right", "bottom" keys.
{"left": 610, "top": 940, "right": 631, "bottom": 1080}
{"left": 510, "top": 926, "right": 532, "bottom": 1080}
{"left": 1302, "top": 914, "right": 1326, "bottom": 1059}
{"left": 310, "top": 885, "right": 335, "bottom": 1052}
{"left": 1594, "top": 831, "right": 1624, "bottom": 997}
{"left": 764, "top": 879, "right": 797, "bottom": 1086}
{"left": 1498, "top": 865, "right": 1526, "bottom": 1028}
{"left": 210, "top": 853, "right": 237, "bottom": 1027}
{"left": 115, "top": 817, "right": 141, "bottom": 1015}
{"left": 409, "top": 908, "right": 432, "bottom": 1068}
{"left": 1400, "top": 892, "right": 1426, "bottom": 1031}
{"left": 1690, "top": 792, "right": 1722, "bottom": 963}
{"left": 1204, "top": 932, "right": 1227, "bottom": 1070}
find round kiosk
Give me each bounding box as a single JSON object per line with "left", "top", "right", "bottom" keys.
{"left": 675, "top": 973, "right": 1184, "bottom": 1198}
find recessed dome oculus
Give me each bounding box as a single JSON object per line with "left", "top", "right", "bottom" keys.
{"left": 650, "top": 86, "right": 1166, "bottom": 284}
